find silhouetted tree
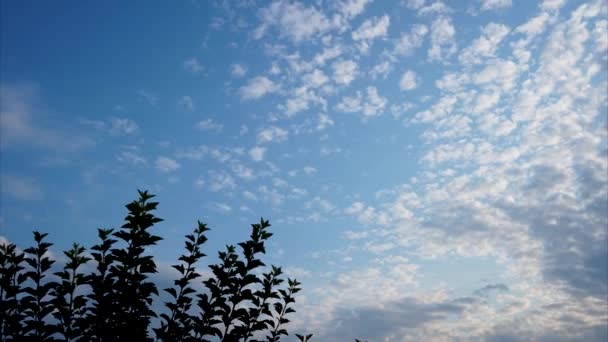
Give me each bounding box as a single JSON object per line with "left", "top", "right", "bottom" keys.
{"left": 0, "top": 190, "right": 370, "bottom": 341}
{"left": 0, "top": 242, "right": 27, "bottom": 339}
{"left": 50, "top": 243, "right": 90, "bottom": 340}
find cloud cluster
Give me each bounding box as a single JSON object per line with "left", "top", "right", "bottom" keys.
{"left": 288, "top": 1, "right": 608, "bottom": 340}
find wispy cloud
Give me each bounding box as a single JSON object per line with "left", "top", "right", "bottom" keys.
{"left": 182, "top": 57, "right": 204, "bottom": 74}
{"left": 479, "top": 0, "right": 512, "bottom": 12}
{"left": 0, "top": 83, "right": 94, "bottom": 152}
{"left": 178, "top": 95, "right": 195, "bottom": 112}
{"left": 197, "top": 118, "right": 223, "bottom": 132}
{"left": 257, "top": 126, "right": 289, "bottom": 144}
{"left": 136, "top": 90, "right": 158, "bottom": 107}
{"left": 352, "top": 15, "right": 390, "bottom": 52}
{"left": 230, "top": 63, "right": 247, "bottom": 77}
{"left": 155, "top": 156, "right": 180, "bottom": 173}
{"left": 1, "top": 175, "right": 43, "bottom": 200}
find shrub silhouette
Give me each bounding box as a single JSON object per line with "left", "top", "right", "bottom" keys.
{"left": 0, "top": 191, "right": 297, "bottom": 341}
{"left": 0, "top": 190, "right": 368, "bottom": 341}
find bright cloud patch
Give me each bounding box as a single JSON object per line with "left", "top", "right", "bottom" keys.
{"left": 336, "top": 86, "right": 387, "bottom": 118}
{"left": 155, "top": 157, "right": 180, "bottom": 173}
{"left": 248, "top": 146, "right": 266, "bottom": 161}
{"left": 352, "top": 15, "right": 390, "bottom": 52}
{"left": 332, "top": 60, "right": 359, "bottom": 85}
{"left": 257, "top": 126, "right": 289, "bottom": 144}
{"left": 399, "top": 70, "right": 418, "bottom": 90}
{"left": 197, "top": 119, "right": 223, "bottom": 132}
{"left": 255, "top": 1, "right": 334, "bottom": 42}
{"left": 240, "top": 76, "right": 280, "bottom": 100}
{"left": 480, "top": 0, "right": 512, "bottom": 11}
{"left": 428, "top": 16, "right": 456, "bottom": 61}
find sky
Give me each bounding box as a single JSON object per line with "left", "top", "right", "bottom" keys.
{"left": 1, "top": 0, "right": 607, "bottom": 340}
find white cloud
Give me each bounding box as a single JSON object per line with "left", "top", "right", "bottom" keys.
{"left": 480, "top": 0, "right": 512, "bottom": 11}
{"left": 258, "top": 185, "right": 286, "bottom": 207}
{"left": 243, "top": 190, "right": 257, "bottom": 201}
{"left": 183, "top": 58, "right": 203, "bottom": 73}
{"left": 336, "top": 92, "right": 362, "bottom": 113}
{"left": 232, "top": 163, "right": 255, "bottom": 180}
{"left": 428, "top": 16, "right": 456, "bottom": 61}
{"left": 320, "top": 146, "right": 342, "bottom": 156}
{"left": 284, "top": 267, "right": 312, "bottom": 278}
{"left": 412, "top": 95, "right": 457, "bottom": 123}
{"left": 303, "top": 69, "right": 329, "bottom": 88}
{"left": 363, "top": 87, "right": 387, "bottom": 117}
{"left": 177, "top": 95, "right": 195, "bottom": 112}
{"left": 208, "top": 171, "right": 236, "bottom": 192}
{"left": 477, "top": 112, "right": 516, "bottom": 137}
{"left": 136, "top": 90, "right": 158, "bottom": 107}
{"left": 314, "top": 45, "right": 343, "bottom": 66}
{"left": 404, "top": 0, "right": 426, "bottom": 9}
{"left": 81, "top": 117, "right": 138, "bottom": 136}
{"left": 196, "top": 119, "right": 223, "bottom": 132}
{"left": 515, "top": 13, "right": 550, "bottom": 37}
{"left": 352, "top": 15, "right": 390, "bottom": 52}
{"left": 417, "top": 1, "right": 452, "bottom": 15}
{"left": 317, "top": 113, "right": 334, "bottom": 130}
{"left": 459, "top": 23, "right": 511, "bottom": 64}
{"left": 332, "top": 60, "right": 359, "bottom": 85}
{"left": 117, "top": 149, "right": 146, "bottom": 165}
{"left": 208, "top": 148, "right": 232, "bottom": 163}
{"left": 399, "top": 70, "right": 418, "bottom": 90}
{"left": 473, "top": 58, "right": 520, "bottom": 90}
{"left": 336, "top": 87, "right": 387, "bottom": 118}
{"left": 473, "top": 90, "right": 500, "bottom": 113}
{"left": 291, "top": 2, "right": 608, "bottom": 339}
{"left": 257, "top": 126, "right": 289, "bottom": 144}
{"left": 155, "top": 157, "right": 180, "bottom": 173}
{"left": 284, "top": 86, "right": 325, "bottom": 116}
{"left": 394, "top": 24, "right": 428, "bottom": 56}
{"left": 240, "top": 76, "right": 280, "bottom": 100}
{"left": 1, "top": 83, "right": 93, "bottom": 151}
{"left": 268, "top": 63, "right": 281, "bottom": 75}
{"left": 593, "top": 20, "right": 608, "bottom": 53}
{"left": 254, "top": 1, "right": 335, "bottom": 42}
{"left": 369, "top": 61, "right": 392, "bottom": 80}
{"left": 230, "top": 63, "right": 247, "bottom": 77}
{"left": 175, "top": 145, "right": 209, "bottom": 161}
{"left": 194, "top": 176, "right": 205, "bottom": 189}
{"left": 541, "top": 0, "right": 566, "bottom": 11}
{"left": 303, "top": 166, "right": 317, "bottom": 175}
{"left": 337, "top": 0, "right": 372, "bottom": 19}
{"left": 209, "top": 202, "right": 232, "bottom": 213}
{"left": 109, "top": 117, "right": 138, "bottom": 135}
{"left": 306, "top": 196, "right": 335, "bottom": 213}
{"left": 248, "top": 146, "right": 266, "bottom": 161}
{"left": 435, "top": 72, "right": 470, "bottom": 92}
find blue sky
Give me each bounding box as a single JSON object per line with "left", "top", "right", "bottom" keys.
{"left": 1, "top": 0, "right": 607, "bottom": 340}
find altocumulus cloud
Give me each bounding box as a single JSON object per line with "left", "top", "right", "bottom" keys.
{"left": 1, "top": 0, "right": 606, "bottom": 341}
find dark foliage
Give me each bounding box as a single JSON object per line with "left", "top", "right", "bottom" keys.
{"left": 50, "top": 243, "right": 90, "bottom": 340}
{"left": 0, "top": 190, "right": 365, "bottom": 341}
{"left": 21, "top": 231, "right": 58, "bottom": 340}
{"left": 0, "top": 242, "right": 27, "bottom": 339}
